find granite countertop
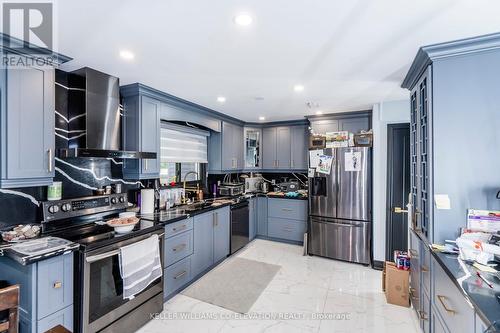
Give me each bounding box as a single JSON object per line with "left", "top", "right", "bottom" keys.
{"left": 140, "top": 201, "right": 234, "bottom": 225}
{"left": 256, "top": 192, "right": 308, "bottom": 200}
{"left": 431, "top": 250, "right": 500, "bottom": 327}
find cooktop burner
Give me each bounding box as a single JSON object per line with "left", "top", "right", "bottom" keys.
{"left": 48, "top": 219, "right": 160, "bottom": 251}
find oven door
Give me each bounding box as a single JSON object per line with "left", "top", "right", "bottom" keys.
{"left": 82, "top": 229, "right": 164, "bottom": 333}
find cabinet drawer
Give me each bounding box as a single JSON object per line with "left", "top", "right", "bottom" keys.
{"left": 165, "top": 230, "right": 193, "bottom": 266}
{"left": 37, "top": 305, "right": 73, "bottom": 333}
{"left": 432, "top": 257, "right": 474, "bottom": 333}
{"left": 164, "top": 256, "right": 192, "bottom": 298}
{"left": 165, "top": 218, "right": 193, "bottom": 238}
{"left": 37, "top": 254, "right": 73, "bottom": 320}
{"left": 268, "top": 198, "right": 307, "bottom": 221}
{"left": 268, "top": 217, "right": 306, "bottom": 242}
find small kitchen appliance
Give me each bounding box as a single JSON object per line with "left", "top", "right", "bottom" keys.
{"left": 245, "top": 177, "right": 263, "bottom": 193}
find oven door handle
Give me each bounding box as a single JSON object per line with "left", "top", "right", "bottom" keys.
{"left": 86, "top": 249, "right": 121, "bottom": 263}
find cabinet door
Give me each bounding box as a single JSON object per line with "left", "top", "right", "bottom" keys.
{"left": 276, "top": 127, "right": 291, "bottom": 169}
{"left": 432, "top": 312, "right": 449, "bottom": 333}
{"left": 409, "top": 231, "right": 420, "bottom": 314}
{"left": 418, "top": 69, "right": 431, "bottom": 239}
{"left": 213, "top": 207, "right": 230, "bottom": 262}
{"left": 141, "top": 97, "right": 160, "bottom": 176}
{"left": 249, "top": 198, "right": 257, "bottom": 240}
{"left": 338, "top": 117, "right": 370, "bottom": 133}
{"left": 37, "top": 305, "right": 73, "bottom": 333}
{"left": 235, "top": 125, "right": 244, "bottom": 169}
{"left": 192, "top": 211, "right": 214, "bottom": 277}
{"left": 291, "top": 126, "right": 307, "bottom": 170}
{"left": 221, "top": 122, "right": 235, "bottom": 170}
{"left": 6, "top": 67, "right": 54, "bottom": 182}
{"left": 262, "top": 127, "right": 276, "bottom": 169}
{"left": 257, "top": 197, "right": 268, "bottom": 236}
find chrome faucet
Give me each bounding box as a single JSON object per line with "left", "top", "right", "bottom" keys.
{"left": 182, "top": 171, "right": 200, "bottom": 204}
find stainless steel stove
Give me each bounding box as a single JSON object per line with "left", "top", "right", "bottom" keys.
{"left": 42, "top": 194, "right": 164, "bottom": 333}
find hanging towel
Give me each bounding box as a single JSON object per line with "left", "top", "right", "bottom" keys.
{"left": 119, "top": 234, "right": 162, "bottom": 300}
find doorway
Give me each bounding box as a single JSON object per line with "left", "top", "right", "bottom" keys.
{"left": 386, "top": 123, "right": 411, "bottom": 260}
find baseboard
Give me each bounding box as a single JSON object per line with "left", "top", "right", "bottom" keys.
{"left": 372, "top": 260, "right": 384, "bottom": 271}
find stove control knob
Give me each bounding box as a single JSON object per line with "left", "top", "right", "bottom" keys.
{"left": 110, "top": 197, "right": 118, "bottom": 204}
{"left": 48, "top": 205, "right": 59, "bottom": 214}
{"left": 61, "top": 203, "right": 72, "bottom": 212}
{"left": 119, "top": 196, "right": 125, "bottom": 203}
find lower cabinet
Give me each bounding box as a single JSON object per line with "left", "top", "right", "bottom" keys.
{"left": 164, "top": 256, "right": 192, "bottom": 297}
{"left": 192, "top": 206, "right": 231, "bottom": 278}
{"left": 267, "top": 218, "right": 306, "bottom": 242}
{"left": 266, "top": 198, "right": 307, "bottom": 243}
{"left": 432, "top": 311, "right": 449, "bottom": 333}
{"left": 0, "top": 253, "right": 74, "bottom": 333}
{"left": 257, "top": 197, "right": 268, "bottom": 236}
{"left": 249, "top": 197, "right": 257, "bottom": 240}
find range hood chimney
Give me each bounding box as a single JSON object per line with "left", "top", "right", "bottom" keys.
{"left": 56, "top": 67, "right": 156, "bottom": 159}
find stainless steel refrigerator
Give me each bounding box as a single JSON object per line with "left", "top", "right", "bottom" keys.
{"left": 308, "top": 147, "right": 372, "bottom": 265}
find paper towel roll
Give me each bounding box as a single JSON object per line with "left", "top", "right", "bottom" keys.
{"left": 140, "top": 189, "right": 155, "bottom": 214}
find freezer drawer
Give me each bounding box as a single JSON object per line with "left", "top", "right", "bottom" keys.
{"left": 308, "top": 217, "right": 370, "bottom": 264}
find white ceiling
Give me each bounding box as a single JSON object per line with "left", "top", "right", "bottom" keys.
{"left": 56, "top": 0, "right": 500, "bottom": 122}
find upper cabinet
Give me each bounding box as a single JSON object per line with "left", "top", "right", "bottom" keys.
{"left": 0, "top": 47, "right": 71, "bottom": 188}
{"left": 244, "top": 128, "right": 262, "bottom": 169}
{"left": 401, "top": 33, "right": 500, "bottom": 244}
{"left": 262, "top": 125, "right": 307, "bottom": 171}
{"left": 309, "top": 115, "right": 370, "bottom": 135}
{"left": 208, "top": 121, "right": 244, "bottom": 173}
{"left": 121, "top": 91, "right": 161, "bottom": 180}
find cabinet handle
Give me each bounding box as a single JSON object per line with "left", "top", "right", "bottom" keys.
{"left": 173, "top": 270, "right": 187, "bottom": 280}
{"left": 172, "top": 225, "right": 187, "bottom": 232}
{"left": 47, "top": 149, "right": 53, "bottom": 172}
{"left": 421, "top": 265, "right": 429, "bottom": 273}
{"left": 409, "top": 249, "right": 418, "bottom": 257}
{"left": 53, "top": 281, "right": 62, "bottom": 289}
{"left": 215, "top": 212, "right": 218, "bottom": 226}
{"left": 144, "top": 159, "right": 148, "bottom": 170}
{"left": 277, "top": 160, "right": 279, "bottom": 168}
{"left": 419, "top": 310, "right": 428, "bottom": 321}
{"left": 172, "top": 244, "right": 186, "bottom": 252}
{"left": 281, "top": 208, "right": 293, "bottom": 212}
{"left": 291, "top": 160, "right": 294, "bottom": 168}
{"left": 437, "top": 295, "right": 456, "bottom": 315}
{"left": 409, "top": 287, "right": 418, "bottom": 301}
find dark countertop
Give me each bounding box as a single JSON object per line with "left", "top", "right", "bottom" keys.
{"left": 140, "top": 201, "right": 233, "bottom": 225}
{"left": 431, "top": 251, "right": 500, "bottom": 327}
{"left": 255, "top": 193, "right": 308, "bottom": 200}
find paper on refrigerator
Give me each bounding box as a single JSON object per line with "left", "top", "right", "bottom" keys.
{"left": 344, "top": 151, "right": 362, "bottom": 171}
{"left": 309, "top": 149, "right": 323, "bottom": 168}
{"left": 316, "top": 155, "right": 333, "bottom": 174}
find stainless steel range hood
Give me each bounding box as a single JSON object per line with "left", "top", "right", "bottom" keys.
{"left": 57, "top": 67, "right": 156, "bottom": 159}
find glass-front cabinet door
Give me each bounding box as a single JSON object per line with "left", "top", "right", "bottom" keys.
{"left": 244, "top": 128, "right": 262, "bottom": 169}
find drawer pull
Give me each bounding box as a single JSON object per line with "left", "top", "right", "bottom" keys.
{"left": 283, "top": 227, "right": 294, "bottom": 232}
{"left": 419, "top": 310, "right": 428, "bottom": 321}
{"left": 172, "top": 244, "right": 187, "bottom": 252}
{"left": 172, "top": 225, "right": 187, "bottom": 232}
{"left": 281, "top": 208, "right": 293, "bottom": 212}
{"left": 421, "top": 265, "right": 429, "bottom": 273}
{"left": 437, "top": 295, "right": 456, "bottom": 315}
{"left": 53, "top": 281, "right": 62, "bottom": 289}
{"left": 174, "top": 270, "right": 187, "bottom": 280}
{"left": 409, "top": 249, "right": 418, "bottom": 257}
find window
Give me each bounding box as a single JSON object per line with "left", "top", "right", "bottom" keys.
{"left": 159, "top": 123, "right": 208, "bottom": 185}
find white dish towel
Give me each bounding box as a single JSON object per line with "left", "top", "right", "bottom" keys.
{"left": 119, "top": 234, "right": 162, "bottom": 300}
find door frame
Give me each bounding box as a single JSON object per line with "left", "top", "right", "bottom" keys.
{"left": 385, "top": 123, "right": 410, "bottom": 260}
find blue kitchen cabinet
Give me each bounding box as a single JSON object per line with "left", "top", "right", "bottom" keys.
{"left": 290, "top": 125, "right": 308, "bottom": 170}
{"left": 257, "top": 197, "right": 268, "bottom": 236}
{"left": 262, "top": 127, "right": 276, "bottom": 169}
{"left": 249, "top": 197, "right": 257, "bottom": 240}
{"left": 121, "top": 89, "right": 161, "bottom": 179}
{"left": 191, "top": 207, "right": 231, "bottom": 278}
{"left": 308, "top": 114, "right": 371, "bottom": 136}
{"left": 267, "top": 198, "right": 307, "bottom": 243}
{"left": 338, "top": 117, "right": 370, "bottom": 133}
{"left": 208, "top": 121, "right": 244, "bottom": 172}
{"left": 191, "top": 211, "right": 215, "bottom": 277}
{"left": 213, "top": 206, "right": 231, "bottom": 262}
{"left": 0, "top": 253, "right": 74, "bottom": 333}
{"left": 0, "top": 66, "right": 55, "bottom": 188}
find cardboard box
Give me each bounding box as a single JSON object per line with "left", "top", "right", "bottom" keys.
{"left": 383, "top": 261, "right": 410, "bottom": 307}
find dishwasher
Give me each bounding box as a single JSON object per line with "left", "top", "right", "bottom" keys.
{"left": 230, "top": 200, "right": 250, "bottom": 254}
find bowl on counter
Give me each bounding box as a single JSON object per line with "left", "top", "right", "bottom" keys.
{"left": 106, "top": 215, "right": 139, "bottom": 234}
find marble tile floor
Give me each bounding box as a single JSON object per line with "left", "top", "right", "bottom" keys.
{"left": 137, "top": 239, "right": 420, "bottom": 333}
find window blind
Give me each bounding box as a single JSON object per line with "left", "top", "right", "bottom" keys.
{"left": 160, "top": 124, "right": 208, "bottom": 163}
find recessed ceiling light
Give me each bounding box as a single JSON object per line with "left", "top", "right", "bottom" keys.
{"left": 294, "top": 84, "right": 304, "bottom": 92}
{"left": 234, "top": 13, "right": 253, "bottom": 26}
{"left": 217, "top": 96, "right": 226, "bottom": 103}
{"left": 316, "top": 110, "right": 323, "bottom": 115}
{"left": 119, "top": 50, "right": 135, "bottom": 60}
{"left": 259, "top": 116, "right": 265, "bottom": 121}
